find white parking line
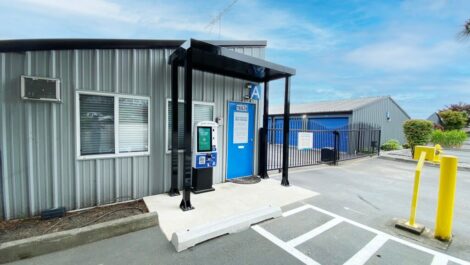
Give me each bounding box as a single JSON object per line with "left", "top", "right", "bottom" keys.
{"left": 287, "top": 218, "right": 342, "bottom": 247}
{"left": 306, "top": 204, "right": 469, "bottom": 265}
{"left": 343, "top": 234, "right": 388, "bottom": 265}
{"left": 282, "top": 205, "right": 311, "bottom": 217}
{"left": 253, "top": 204, "right": 470, "bottom": 265}
{"left": 252, "top": 225, "right": 320, "bottom": 265}
{"left": 431, "top": 255, "right": 449, "bottom": 265}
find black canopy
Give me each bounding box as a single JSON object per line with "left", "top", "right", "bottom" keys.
{"left": 168, "top": 39, "right": 295, "bottom": 211}
{"left": 169, "top": 39, "right": 295, "bottom": 82}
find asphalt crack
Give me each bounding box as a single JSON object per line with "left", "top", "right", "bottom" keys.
{"left": 357, "top": 194, "right": 381, "bottom": 210}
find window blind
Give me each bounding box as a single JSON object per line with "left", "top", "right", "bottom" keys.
{"left": 193, "top": 104, "right": 214, "bottom": 126}
{"left": 119, "top": 98, "right": 149, "bottom": 153}
{"left": 79, "top": 94, "right": 115, "bottom": 155}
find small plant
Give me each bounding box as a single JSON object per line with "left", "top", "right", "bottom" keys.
{"left": 381, "top": 139, "right": 402, "bottom": 151}
{"left": 430, "top": 130, "right": 468, "bottom": 148}
{"left": 438, "top": 110, "right": 468, "bottom": 131}
{"left": 403, "top": 119, "right": 433, "bottom": 155}
{"left": 402, "top": 143, "right": 410, "bottom": 149}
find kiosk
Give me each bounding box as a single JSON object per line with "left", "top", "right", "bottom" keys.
{"left": 191, "top": 121, "right": 218, "bottom": 193}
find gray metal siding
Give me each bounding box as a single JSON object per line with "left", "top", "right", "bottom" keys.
{"left": 351, "top": 97, "right": 409, "bottom": 144}
{"left": 0, "top": 46, "right": 264, "bottom": 220}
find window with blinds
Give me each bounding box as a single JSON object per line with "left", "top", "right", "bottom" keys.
{"left": 119, "top": 98, "right": 149, "bottom": 153}
{"left": 79, "top": 94, "right": 115, "bottom": 155}
{"left": 167, "top": 101, "right": 214, "bottom": 150}
{"left": 78, "top": 93, "right": 150, "bottom": 158}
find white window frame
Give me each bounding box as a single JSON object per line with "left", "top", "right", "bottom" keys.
{"left": 165, "top": 98, "right": 215, "bottom": 154}
{"left": 75, "top": 90, "right": 151, "bottom": 160}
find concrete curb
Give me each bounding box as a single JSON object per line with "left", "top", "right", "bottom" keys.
{"left": 378, "top": 155, "right": 470, "bottom": 172}
{"left": 171, "top": 206, "right": 281, "bottom": 252}
{"left": 0, "top": 212, "right": 158, "bottom": 264}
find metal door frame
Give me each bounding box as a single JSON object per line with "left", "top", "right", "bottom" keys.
{"left": 225, "top": 100, "right": 258, "bottom": 181}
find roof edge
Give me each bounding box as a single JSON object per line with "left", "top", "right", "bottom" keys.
{"left": 0, "top": 39, "right": 267, "bottom": 53}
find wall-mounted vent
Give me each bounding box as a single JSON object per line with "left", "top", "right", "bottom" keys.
{"left": 21, "top": 75, "right": 61, "bottom": 102}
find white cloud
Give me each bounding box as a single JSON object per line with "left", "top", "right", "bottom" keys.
{"left": 345, "top": 40, "right": 460, "bottom": 72}
{"left": 9, "top": 0, "right": 339, "bottom": 52}
{"left": 17, "top": 0, "right": 138, "bottom": 22}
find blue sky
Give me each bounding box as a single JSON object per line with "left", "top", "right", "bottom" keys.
{"left": 0, "top": 0, "right": 469, "bottom": 118}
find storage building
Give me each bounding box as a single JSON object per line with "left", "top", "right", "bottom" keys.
{"left": 0, "top": 39, "right": 295, "bottom": 219}
{"left": 269, "top": 96, "right": 410, "bottom": 145}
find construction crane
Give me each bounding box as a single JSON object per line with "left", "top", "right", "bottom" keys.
{"left": 205, "top": 0, "right": 238, "bottom": 39}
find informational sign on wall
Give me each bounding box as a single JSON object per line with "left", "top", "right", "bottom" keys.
{"left": 233, "top": 111, "right": 249, "bottom": 144}
{"left": 298, "top": 132, "right": 313, "bottom": 150}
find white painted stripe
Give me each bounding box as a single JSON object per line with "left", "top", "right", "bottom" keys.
{"left": 431, "top": 255, "right": 448, "bottom": 265}
{"left": 305, "top": 204, "right": 470, "bottom": 265}
{"left": 282, "top": 204, "right": 311, "bottom": 217}
{"left": 252, "top": 225, "right": 320, "bottom": 265}
{"left": 343, "top": 234, "right": 388, "bottom": 265}
{"left": 288, "top": 218, "right": 342, "bottom": 247}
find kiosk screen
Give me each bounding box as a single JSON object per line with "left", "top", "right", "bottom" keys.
{"left": 197, "top": 127, "right": 212, "bottom": 152}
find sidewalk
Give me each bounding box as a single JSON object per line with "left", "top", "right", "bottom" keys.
{"left": 379, "top": 148, "right": 470, "bottom": 171}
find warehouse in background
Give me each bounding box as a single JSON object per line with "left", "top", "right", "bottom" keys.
{"left": 269, "top": 96, "right": 410, "bottom": 145}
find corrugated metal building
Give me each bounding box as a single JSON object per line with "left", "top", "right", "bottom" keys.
{"left": 269, "top": 96, "right": 410, "bottom": 144}
{"left": 427, "top": 112, "right": 443, "bottom": 127}
{"left": 0, "top": 39, "right": 277, "bottom": 220}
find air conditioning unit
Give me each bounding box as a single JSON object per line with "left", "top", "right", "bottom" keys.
{"left": 21, "top": 75, "right": 61, "bottom": 102}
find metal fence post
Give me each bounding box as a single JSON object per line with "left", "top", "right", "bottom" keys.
{"left": 333, "top": 130, "right": 339, "bottom": 165}
{"left": 377, "top": 130, "right": 381, "bottom": 156}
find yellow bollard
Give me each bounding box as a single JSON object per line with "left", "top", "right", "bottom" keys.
{"left": 433, "top": 144, "right": 443, "bottom": 163}
{"left": 395, "top": 151, "right": 426, "bottom": 234}
{"left": 409, "top": 151, "right": 426, "bottom": 226}
{"left": 434, "top": 155, "right": 458, "bottom": 241}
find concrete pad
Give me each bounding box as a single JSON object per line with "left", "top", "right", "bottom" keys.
{"left": 171, "top": 205, "right": 281, "bottom": 252}
{"left": 144, "top": 179, "right": 317, "bottom": 240}
{"left": 395, "top": 218, "right": 425, "bottom": 235}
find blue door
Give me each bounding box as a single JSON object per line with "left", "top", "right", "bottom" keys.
{"left": 308, "top": 117, "right": 349, "bottom": 152}
{"left": 227, "top": 102, "right": 255, "bottom": 179}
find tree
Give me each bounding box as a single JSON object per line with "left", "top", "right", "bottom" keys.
{"left": 460, "top": 19, "right": 470, "bottom": 39}
{"left": 441, "top": 102, "right": 470, "bottom": 125}
{"left": 438, "top": 110, "right": 468, "bottom": 131}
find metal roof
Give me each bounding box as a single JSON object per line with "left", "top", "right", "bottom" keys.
{"left": 0, "top": 39, "right": 267, "bottom": 52}
{"left": 269, "top": 96, "right": 390, "bottom": 115}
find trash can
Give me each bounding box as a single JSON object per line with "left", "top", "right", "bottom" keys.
{"left": 321, "top": 147, "right": 335, "bottom": 162}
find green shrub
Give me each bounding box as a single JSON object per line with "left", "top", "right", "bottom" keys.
{"left": 403, "top": 119, "right": 433, "bottom": 155}
{"left": 402, "top": 143, "right": 410, "bottom": 149}
{"left": 430, "top": 130, "right": 468, "bottom": 148}
{"left": 438, "top": 110, "right": 468, "bottom": 131}
{"left": 381, "top": 139, "right": 402, "bottom": 151}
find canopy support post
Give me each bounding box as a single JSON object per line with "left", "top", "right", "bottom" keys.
{"left": 180, "top": 49, "right": 194, "bottom": 211}
{"left": 281, "top": 76, "right": 290, "bottom": 186}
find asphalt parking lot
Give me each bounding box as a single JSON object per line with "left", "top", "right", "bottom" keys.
{"left": 8, "top": 157, "right": 470, "bottom": 265}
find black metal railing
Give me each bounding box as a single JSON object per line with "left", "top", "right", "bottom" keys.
{"left": 266, "top": 123, "right": 381, "bottom": 170}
